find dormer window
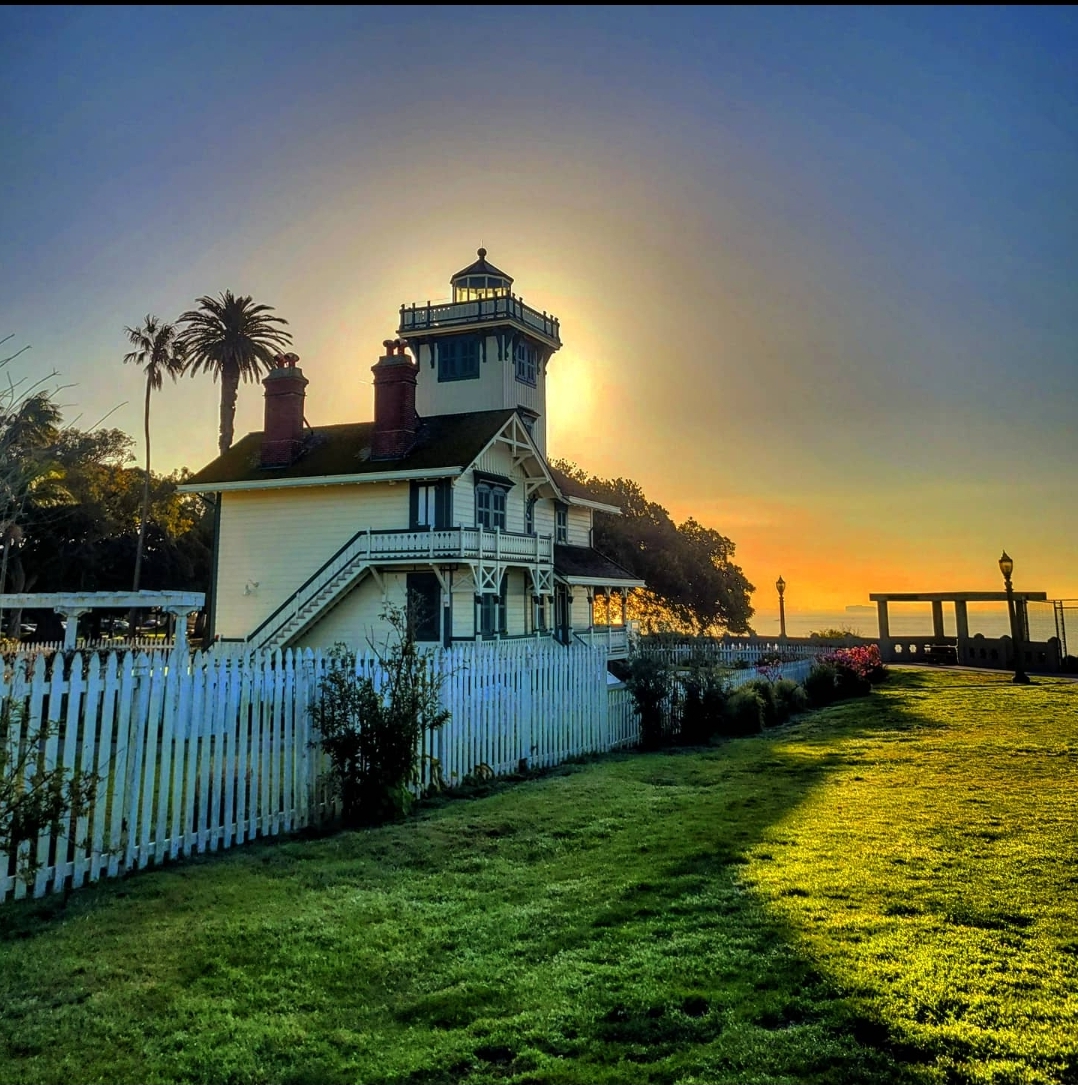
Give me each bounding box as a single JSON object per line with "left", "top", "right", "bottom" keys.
{"left": 514, "top": 340, "right": 538, "bottom": 386}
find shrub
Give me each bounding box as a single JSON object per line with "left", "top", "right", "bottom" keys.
{"left": 625, "top": 652, "right": 674, "bottom": 750}
{"left": 312, "top": 606, "right": 449, "bottom": 826}
{"left": 721, "top": 688, "right": 766, "bottom": 736}
{"left": 804, "top": 662, "right": 839, "bottom": 707}
{"left": 772, "top": 678, "right": 809, "bottom": 720}
{"left": 679, "top": 665, "right": 729, "bottom": 745}
{"left": 1, "top": 699, "right": 98, "bottom": 885}
{"left": 743, "top": 678, "right": 779, "bottom": 727}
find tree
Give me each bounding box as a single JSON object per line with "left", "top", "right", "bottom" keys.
{"left": 122, "top": 315, "right": 185, "bottom": 592}
{"left": 551, "top": 461, "right": 755, "bottom": 634}
{"left": 0, "top": 385, "right": 66, "bottom": 636}
{"left": 177, "top": 291, "right": 292, "bottom": 454}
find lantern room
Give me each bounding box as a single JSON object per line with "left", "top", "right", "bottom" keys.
{"left": 450, "top": 248, "right": 513, "bottom": 301}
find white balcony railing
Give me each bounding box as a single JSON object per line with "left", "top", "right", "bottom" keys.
{"left": 361, "top": 527, "right": 555, "bottom": 564}
{"left": 576, "top": 625, "right": 632, "bottom": 657}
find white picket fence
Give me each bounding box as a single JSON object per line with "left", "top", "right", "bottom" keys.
{"left": 724, "top": 658, "right": 815, "bottom": 688}
{"left": 0, "top": 640, "right": 630, "bottom": 904}
{"left": 643, "top": 640, "right": 847, "bottom": 666}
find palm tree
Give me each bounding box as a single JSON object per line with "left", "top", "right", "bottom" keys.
{"left": 123, "top": 316, "right": 185, "bottom": 592}
{"left": 177, "top": 291, "right": 292, "bottom": 455}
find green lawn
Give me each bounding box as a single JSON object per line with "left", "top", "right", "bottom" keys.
{"left": 1, "top": 670, "right": 1076, "bottom": 1085}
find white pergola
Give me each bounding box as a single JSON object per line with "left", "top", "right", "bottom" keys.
{"left": 0, "top": 591, "right": 205, "bottom": 650}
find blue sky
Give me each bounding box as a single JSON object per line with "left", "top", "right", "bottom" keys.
{"left": 3, "top": 6, "right": 1075, "bottom": 614}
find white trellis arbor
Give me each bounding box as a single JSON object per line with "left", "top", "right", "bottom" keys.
{"left": 0, "top": 591, "right": 205, "bottom": 650}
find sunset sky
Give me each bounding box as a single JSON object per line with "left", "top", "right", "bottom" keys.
{"left": 3, "top": 7, "right": 1076, "bottom": 631}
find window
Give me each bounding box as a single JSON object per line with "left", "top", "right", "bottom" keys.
{"left": 555, "top": 503, "right": 568, "bottom": 544}
{"left": 533, "top": 594, "right": 546, "bottom": 632}
{"left": 437, "top": 335, "right": 480, "bottom": 381}
{"left": 476, "top": 483, "right": 507, "bottom": 530}
{"left": 414, "top": 484, "right": 436, "bottom": 528}
{"left": 411, "top": 480, "right": 448, "bottom": 529}
{"left": 514, "top": 339, "right": 538, "bottom": 385}
{"left": 454, "top": 275, "right": 511, "bottom": 302}
{"left": 525, "top": 496, "right": 536, "bottom": 535}
{"left": 406, "top": 573, "right": 441, "bottom": 643}
{"left": 479, "top": 578, "right": 507, "bottom": 639}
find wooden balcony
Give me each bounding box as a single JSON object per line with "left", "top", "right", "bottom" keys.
{"left": 358, "top": 527, "right": 554, "bottom": 565}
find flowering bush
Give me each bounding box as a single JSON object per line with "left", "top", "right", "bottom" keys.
{"left": 754, "top": 654, "right": 786, "bottom": 683}
{"left": 821, "top": 644, "right": 886, "bottom": 685}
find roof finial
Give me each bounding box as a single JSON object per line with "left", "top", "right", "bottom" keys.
{"left": 477, "top": 246, "right": 487, "bottom": 259}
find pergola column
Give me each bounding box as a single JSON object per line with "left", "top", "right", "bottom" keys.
{"left": 55, "top": 607, "right": 88, "bottom": 650}
{"left": 165, "top": 608, "right": 196, "bottom": 652}
{"left": 876, "top": 600, "right": 892, "bottom": 661}
{"left": 931, "top": 600, "right": 945, "bottom": 640}
{"left": 955, "top": 600, "right": 970, "bottom": 660}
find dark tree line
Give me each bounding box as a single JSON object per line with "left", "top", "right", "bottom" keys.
{"left": 1, "top": 414, "right": 212, "bottom": 639}
{"left": 551, "top": 460, "right": 756, "bottom": 635}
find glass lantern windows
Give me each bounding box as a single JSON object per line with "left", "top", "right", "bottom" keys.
{"left": 453, "top": 275, "right": 511, "bottom": 302}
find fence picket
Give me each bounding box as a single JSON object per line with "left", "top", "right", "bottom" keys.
{"left": 53, "top": 652, "right": 86, "bottom": 894}
{"left": 33, "top": 655, "right": 66, "bottom": 897}
{"left": 72, "top": 654, "right": 100, "bottom": 889}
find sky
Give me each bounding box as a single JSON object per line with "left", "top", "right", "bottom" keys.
{"left": 3, "top": 6, "right": 1076, "bottom": 633}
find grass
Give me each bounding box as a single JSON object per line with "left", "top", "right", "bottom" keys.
{"left": 0, "top": 669, "right": 1076, "bottom": 1084}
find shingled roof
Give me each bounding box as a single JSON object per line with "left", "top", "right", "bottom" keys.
{"left": 547, "top": 465, "right": 617, "bottom": 506}
{"left": 554, "top": 545, "right": 644, "bottom": 585}
{"left": 183, "top": 409, "right": 516, "bottom": 489}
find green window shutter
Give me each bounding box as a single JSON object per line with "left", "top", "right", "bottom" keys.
{"left": 435, "top": 480, "right": 451, "bottom": 529}
{"left": 409, "top": 481, "right": 420, "bottom": 529}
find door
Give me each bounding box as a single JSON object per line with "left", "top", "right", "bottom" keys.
{"left": 555, "top": 584, "right": 571, "bottom": 645}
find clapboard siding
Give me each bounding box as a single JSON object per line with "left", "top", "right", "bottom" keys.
{"left": 566, "top": 505, "right": 592, "bottom": 546}
{"left": 303, "top": 572, "right": 403, "bottom": 649}
{"left": 215, "top": 483, "right": 409, "bottom": 637}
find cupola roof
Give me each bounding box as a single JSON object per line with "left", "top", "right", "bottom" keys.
{"left": 450, "top": 247, "right": 513, "bottom": 286}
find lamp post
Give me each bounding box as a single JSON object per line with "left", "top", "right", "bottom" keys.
{"left": 776, "top": 576, "right": 786, "bottom": 639}
{"left": 998, "top": 551, "right": 1030, "bottom": 684}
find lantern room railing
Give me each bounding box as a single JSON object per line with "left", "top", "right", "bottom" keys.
{"left": 398, "top": 294, "right": 560, "bottom": 345}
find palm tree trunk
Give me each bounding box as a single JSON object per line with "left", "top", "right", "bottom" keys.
{"left": 219, "top": 367, "right": 240, "bottom": 454}
{"left": 133, "top": 374, "right": 152, "bottom": 592}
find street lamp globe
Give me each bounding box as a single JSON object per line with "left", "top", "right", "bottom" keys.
{"left": 776, "top": 576, "right": 785, "bottom": 595}
{"left": 998, "top": 551, "right": 1013, "bottom": 581}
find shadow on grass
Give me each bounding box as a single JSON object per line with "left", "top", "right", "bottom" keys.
{"left": 0, "top": 676, "right": 999, "bottom": 1084}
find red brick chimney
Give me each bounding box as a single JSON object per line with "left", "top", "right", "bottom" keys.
{"left": 260, "top": 353, "right": 308, "bottom": 468}
{"left": 371, "top": 339, "right": 419, "bottom": 459}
